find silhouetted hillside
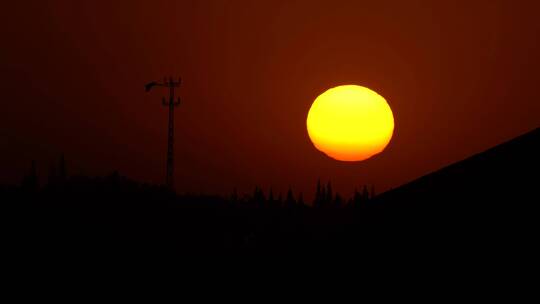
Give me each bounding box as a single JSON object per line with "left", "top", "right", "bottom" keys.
{"left": 377, "top": 127, "right": 539, "bottom": 205}
{"left": 363, "top": 127, "right": 540, "bottom": 256}
{"left": 3, "top": 128, "right": 539, "bottom": 261}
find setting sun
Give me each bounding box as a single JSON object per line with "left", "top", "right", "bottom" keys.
{"left": 307, "top": 85, "right": 394, "bottom": 161}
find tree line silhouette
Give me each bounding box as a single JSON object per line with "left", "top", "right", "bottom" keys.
{"left": 4, "top": 127, "right": 538, "bottom": 258}
{"left": 17, "top": 155, "right": 376, "bottom": 209}
{"left": 4, "top": 155, "right": 383, "bottom": 257}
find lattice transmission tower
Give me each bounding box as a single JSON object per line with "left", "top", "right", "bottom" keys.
{"left": 145, "top": 77, "right": 182, "bottom": 189}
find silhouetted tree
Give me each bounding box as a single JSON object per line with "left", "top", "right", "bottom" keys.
{"left": 58, "top": 154, "right": 66, "bottom": 184}
{"left": 314, "top": 179, "right": 322, "bottom": 207}
{"left": 47, "top": 163, "right": 57, "bottom": 187}
{"left": 268, "top": 188, "right": 274, "bottom": 203}
{"left": 252, "top": 186, "right": 265, "bottom": 204}
{"left": 286, "top": 188, "right": 296, "bottom": 207}
{"left": 335, "top": 193, "right": 343, "bottom": 208}
{"left": 353, "top": 188, "right": 363, "bottom": 207}
{"left": 362, "top": 185, "right": 369, "bottom": 201}
{"left": 326, "top": 181, "right": 333, "bottom": 204}
{"left": 231, "top": 187, "right": 238, "bottom": 202}
{"left": 370, "top": 185, "right": 376, "bottom": 199}
{"left": 297, "top": 192, "right": 304, "bottom": 206}
{"left": 21, "top": 160, "right": 38, "bottom": 192}
{"left": 320, "top": 183, "right": 327, "bottom": 207}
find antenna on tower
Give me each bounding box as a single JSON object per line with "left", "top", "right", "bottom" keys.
{"left": 145, "top": 76, "right": 182, "bottom": 190}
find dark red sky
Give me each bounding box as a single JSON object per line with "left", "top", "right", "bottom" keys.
{"left": 1, "top": 0, "right": 539, "bottom": 200}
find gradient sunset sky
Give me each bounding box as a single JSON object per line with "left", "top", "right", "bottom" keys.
{"left": 1, "top": 0, "right": 539, "bottom": 200}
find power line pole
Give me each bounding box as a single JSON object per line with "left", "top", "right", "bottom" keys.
{"left": 145, "top": 77, "right": 181, "bottom": 189}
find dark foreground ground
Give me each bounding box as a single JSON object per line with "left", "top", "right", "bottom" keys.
{"left": 3, "top": 128, "right": 539, "bottom": 264}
